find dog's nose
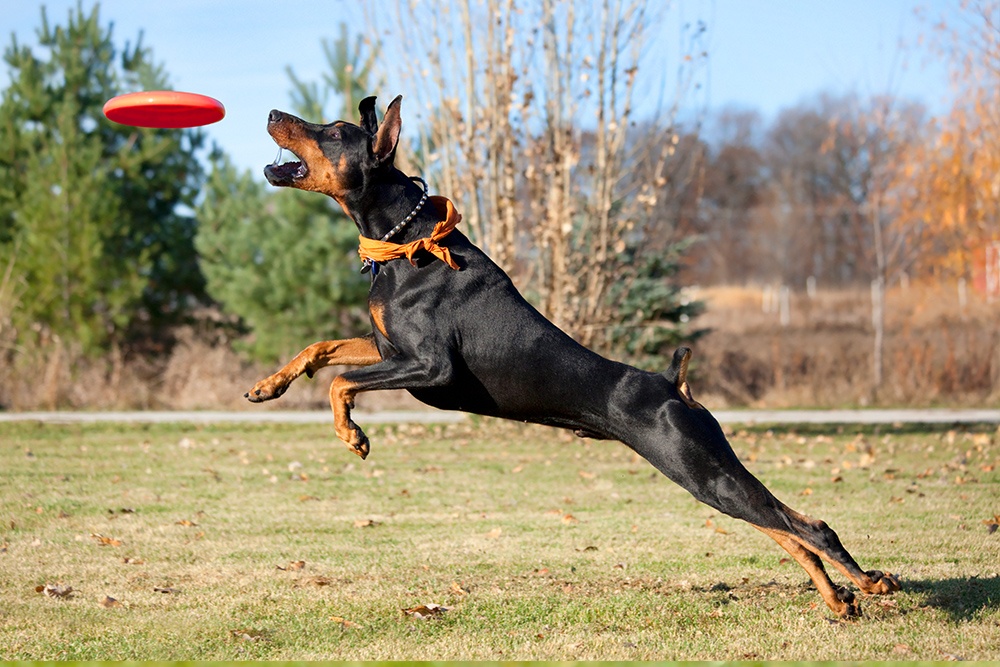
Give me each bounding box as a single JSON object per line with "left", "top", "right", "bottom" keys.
{"left": 268, "top": 109, "right": 282, "bottom": 124}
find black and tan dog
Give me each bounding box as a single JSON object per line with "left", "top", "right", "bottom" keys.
{"left": 246, "top": 95, "right": 900, "bottom": 617}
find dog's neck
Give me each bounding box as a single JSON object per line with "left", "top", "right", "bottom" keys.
{"left": 346, "top": 170, "right": 435, "bottom": 242}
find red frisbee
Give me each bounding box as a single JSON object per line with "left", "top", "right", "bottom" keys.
{"left": 103, "top": 90, "right": 225, "bottom": 128}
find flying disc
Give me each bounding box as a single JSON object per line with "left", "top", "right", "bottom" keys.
{"left": 103, "top": 90, "right": 225, "bottom": 128}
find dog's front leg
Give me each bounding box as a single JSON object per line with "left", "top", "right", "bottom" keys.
{"left": 328, "top": 353, "right": 457, "bottom": 459}
{"left": 245, "top": 335, "right": 381, "bottom": 402}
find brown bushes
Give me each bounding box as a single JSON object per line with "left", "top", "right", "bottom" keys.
{"left": 692, "top": 284, "right": 1000, "bottom": 408}
{"left": 1, "top": 283, "right": 996, "bottom": 411}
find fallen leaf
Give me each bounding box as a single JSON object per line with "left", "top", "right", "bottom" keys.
{"left": 153, "top": 586, "right": 180, "bottom": 594}
{"left": 330, "top": 615, "right": 361, "bottom": 628}
{"left": 100, "top": 595, "right": 123, "bottom": 608}
{"left": 403, "top": 603, "right": 448, "bottom": 619}
{"left": 175, "top": 519, "right": 198, "bottom": 527}
{"left": 353, "top": 519, "right": 379, "bottom": 528}
{"left": 831, "top": 476, "right": 844, "bottom": 483}
{"left": 37, "top": 584, "right": 74, "bottom": 598}
{"left": 562, "top": 514, "right": 578, "bottom": 524}
{"left": 276, "top": 560, "right": 306, "bottom": 571}
{"left": 799, "top": 487, "right": 813, "bottom": 496}
{"left": 486, "top": 527, "right": 503, "bottom": 539}
{"left": 578, "top": 471, "right": 595, "bottom": 480}
{"left": 450, "top": 581, "right": 470, "bottom": 596}
{"left": 231, "top": 628, "right": 267, "bottom": 642}
{"left": 90, "top": 534, "right": 123, "bottom": 547}
{"left": 511, "top": 465, "right": 524, "bottom": 474}
{"left": 307, "top": 576, "right": 333, "bottom": 587}
{"left": 122, "top": 557, "right": 145, "bottom": 565}
{"left": 779, "top": 557, "right": 791, "bottom": 565}
{"left": 298, "top": 495, "right": 320, "bottom": 502}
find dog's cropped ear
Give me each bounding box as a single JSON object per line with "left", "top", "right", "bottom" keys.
{"left": 664, "top": 347, "right": 703, "bottom": 409}
{"left": 359, "top": 96, "right": 379, "bottom": 135}
{"left": 372, "top": 95, "right": 402, "bottom": 165}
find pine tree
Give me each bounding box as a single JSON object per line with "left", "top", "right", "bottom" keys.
{"left": 606, "top": 239, "right": 707, "bottom": 370}
{"left": 0, "top": 5, "right": 206, "bottom": 353}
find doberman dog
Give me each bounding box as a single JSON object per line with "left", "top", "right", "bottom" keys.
{"left": 246, "top": 95, "right": 900, "bottom": 617}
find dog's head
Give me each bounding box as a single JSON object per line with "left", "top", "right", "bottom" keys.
{"left": 264, "top": 95, "right": 401, "bottom": 206}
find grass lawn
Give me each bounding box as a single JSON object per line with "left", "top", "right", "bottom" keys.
{"left": 1, "top": 417, "right": 997, "bottom": 660}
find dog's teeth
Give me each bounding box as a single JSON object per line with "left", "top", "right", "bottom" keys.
{"left": 272, "top": 148, "right": 283, "bottom": 165}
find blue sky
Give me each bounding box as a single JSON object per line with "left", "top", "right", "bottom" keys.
{"left": 4, "top": 1, "right": 960, "bottom": 177}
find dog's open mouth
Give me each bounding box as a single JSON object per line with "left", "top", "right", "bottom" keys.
{"left": 264, "top": 147, "right": 307, "bottom": 185}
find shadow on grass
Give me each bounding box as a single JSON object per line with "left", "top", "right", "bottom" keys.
{"left": 904, "top": 575, "right": 1000, "bottom": 621}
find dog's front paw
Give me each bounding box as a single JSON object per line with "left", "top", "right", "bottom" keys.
{"left": 244, "top": 375, "right": 289, "bottom": 403}
{"left": 341, "top": 422, "right": 370, "bottom": 460}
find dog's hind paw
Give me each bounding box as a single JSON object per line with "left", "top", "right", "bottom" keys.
{"left": 863, "top": 570, "right": 901, "bottom": 595}
{"left": 835, "top": 585, "right": 862, "bottom": 618}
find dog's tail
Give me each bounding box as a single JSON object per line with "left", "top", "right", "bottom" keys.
{"left": 663, "top": 347, "right": 702, "bottom": 409}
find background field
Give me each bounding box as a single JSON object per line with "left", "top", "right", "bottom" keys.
{"left": 1, "top": 418, "right": 997, "bottom": 660}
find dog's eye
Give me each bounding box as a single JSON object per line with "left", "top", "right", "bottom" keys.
{"left": 328, "top": 127, "right": 341, "bottom": 140}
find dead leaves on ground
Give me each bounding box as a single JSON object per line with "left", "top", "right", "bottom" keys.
{"left": 276, "top": 559, "right": 306, "bottom": 571}
{"left": 230, "top": 627, "right": 268, "bottom": 643}
{"left": 704, "top": 517, "right": 730, "bottom": 535}
{"left": 36, "top": 583, "right": 74, "bottom": 599}
{"left": 153, "top": 586, "right": 181, "bottom": 594}
{"left": 403, "top": 602, "right": 449, "bottom": 619}
{"left": 90, "top": 533, "right": 123, "bottom": 547}
{"left": 36, "top": 584, "right": 128, "bottom": 609}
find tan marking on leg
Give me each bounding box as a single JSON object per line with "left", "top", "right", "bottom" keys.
{"left": 772, "top": 502, "right": 899, "bottom": 595}
{"left": 246, "top": 336, "right": 380, "bottom": 402}
{"left": 755, "top": 525, "right": 860, "bottom": 617}
{"left": 369, "top": 302, "right": 389, "bottom": 339}
{"left": 330, "top": 374, "right": 370, "bottom": 459}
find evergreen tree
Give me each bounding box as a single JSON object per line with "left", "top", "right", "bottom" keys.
{"left": 0, "top": 4, "right": 206, "bottom": 353}
{"left": 606, "top": 239, "right": 707, "bottom": 370}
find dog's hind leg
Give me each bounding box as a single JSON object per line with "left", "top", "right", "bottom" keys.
{"left": 765, "top": 501, "right": 901, "bottom": 597}
{"left": 621, "top": 349, "right": 898, "bottom": 617}
{"left": 246, "top": 334, "right": 381, "bottom": 402}
{"left": 754, "top": 525, "right": 860, "bottom": 616}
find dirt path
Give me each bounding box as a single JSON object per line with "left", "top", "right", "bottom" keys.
{"left": 1, "top": 408, "right": 998, "bottom": 425}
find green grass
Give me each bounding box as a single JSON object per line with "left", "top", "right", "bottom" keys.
{"left": 1, "top": 417, "right": 998, "bottom": 660}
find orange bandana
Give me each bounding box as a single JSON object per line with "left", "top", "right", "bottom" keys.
{"left": 357, "top": 196, "right": 461, "bottom": 270}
